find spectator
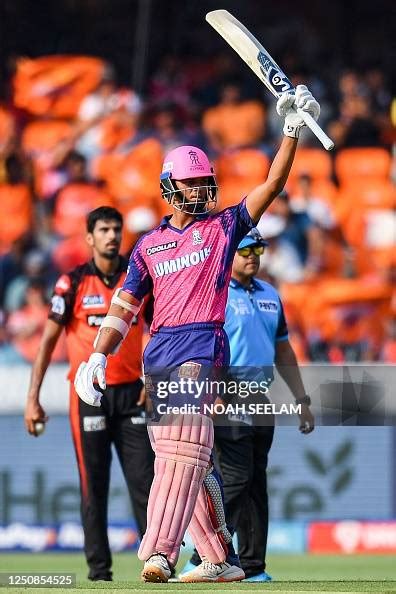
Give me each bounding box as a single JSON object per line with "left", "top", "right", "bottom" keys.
{"left": 74, "top": 67, "right": 141, "bottom": 161}
{"left": 3, "top": 249, "right": 56, "bottom": 313}
{"left": 149, "top": 103, "right": 197, "bottom": 153}
{"left": 0, "top": 105, "right": 16, "bottom": 167}
{"left": 202, "top": 82, "right": 266, "bottom": 153}
{"left": 258, "top": 191, "right": 317, "bottom": 282}
{"left": 5, "top": 279, "right": 67, "bottom": 363}
{"left": 0, "top": 153, "right": 33, "bottom": 254}
{"left": 148, "top": 55, "right": 192, "bottom": 117}
{"left": 52, "top": 151, "right": 114, "bottom": 238}
{"left": 289, "top": 174, "right": 352, "bottom": 278}
{"left": 0, "top": 234, "right": 36, "bottom": 308}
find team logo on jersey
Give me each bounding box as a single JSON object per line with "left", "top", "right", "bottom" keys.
{"left": 192, "top": 229, "right": 203, "bottom": 245}
{"left": 154, "top": 246, "right": 211, "bottom": 277}
{"left": 257, "top": 299, "right": 278, "bottom": 313}
{"left": 229, "top": 298, "right": 251, "bottom": 316}
{"left": 55, "top": 274, "right": 71, "bottom": 294}
{"left": 146, "top": 241, "right": 177, "bottom": 256}
{"left": 51, "top": 295, "right": 65, "bottom": 315}
{"left": 82, "top": 295, "right": 105, "bottom": 309}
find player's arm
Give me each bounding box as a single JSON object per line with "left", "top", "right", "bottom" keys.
{"left": 245, "top": 85, "right": 320, "bottom": 223}
{"left": 74, "top": 289, "right": 143, "bottom": 407}
{"left": 74, "top": 241, "right": 152, "bottom": 407}
{"left": 275, "top": 339, "right": 314, "bottom": 434}
{"left": 25, "top": 319, "right": 63, "bottom": 436}
{"left": 94, "top": 290, "right": 142, "bottom": 355}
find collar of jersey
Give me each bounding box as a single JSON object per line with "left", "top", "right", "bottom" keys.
{"left": 230, "top": 277, "right": 261, "bottom": 292}
{"left": 159, "top": 213, "right": 209, "bottom": 232}
{"left": 89, "top": 257, "right": 126, "bottom": 288}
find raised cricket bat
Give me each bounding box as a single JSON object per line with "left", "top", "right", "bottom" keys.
{"left": 206, "top": 9, "right": 334, "bottom": 151}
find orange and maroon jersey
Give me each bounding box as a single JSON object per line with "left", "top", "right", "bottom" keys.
{"left": 49, "top": 257, "right": 152, "bottom": 384}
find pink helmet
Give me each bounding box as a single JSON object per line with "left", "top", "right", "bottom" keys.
{"left": 160, "top": 145, "right": 218, "bottom": 214}
{"left": 161, "top": 145, "right": 214, "bottom": 179}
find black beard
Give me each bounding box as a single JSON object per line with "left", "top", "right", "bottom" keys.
{"left": 101, "top": 250, "right": 119, "bottom": 260}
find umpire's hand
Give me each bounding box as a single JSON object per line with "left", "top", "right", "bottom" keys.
{"left": 298, "top": 404, "right": 315, "bottom": 434}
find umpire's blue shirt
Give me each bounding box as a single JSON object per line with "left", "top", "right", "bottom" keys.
{"left": 225, "top": 278, "right": 289, "bottom": 373}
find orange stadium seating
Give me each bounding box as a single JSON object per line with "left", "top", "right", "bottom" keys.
{"left": 215, "top": 148, "right": 270, "bottom": 208}
{"left": 13, "top": 56, "right": 106, "bottom": 118}
{"left": 289, "top": 148, "right": 333, "bottom": 182}
{"left": 335, "top": 147, "right": 391, "bottom": 183}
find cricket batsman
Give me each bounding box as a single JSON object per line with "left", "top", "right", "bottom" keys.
{"left": 75, "top": 85, "right": 320, "bottom": 583}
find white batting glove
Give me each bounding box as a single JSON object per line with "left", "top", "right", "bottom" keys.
{"left": 276, "top": 84, "right": 320, "bottom": 139}
{"left": 74, "top": 353, "right": 107, "bottom": 407}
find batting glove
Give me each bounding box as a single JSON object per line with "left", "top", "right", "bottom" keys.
{"left": 277, "top": 84, "right": 320, "bottom": 139}
{"left": 74, "top": 353, "right": 107, "bottom": 407}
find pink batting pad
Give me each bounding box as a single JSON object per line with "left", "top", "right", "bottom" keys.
{"left": 138, "top": 414, "right": 213, "bottom": 566}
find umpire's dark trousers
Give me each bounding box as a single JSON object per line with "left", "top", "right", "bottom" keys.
{"left": 70, "top": 379, "right": 154, "bottom": 580}
{"left": 214, "top": 422, "right": 274, "bottom": 577}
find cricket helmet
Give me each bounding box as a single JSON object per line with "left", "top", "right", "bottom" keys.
{"left": 160, "top": 145, "right": 218, "bottom": 214}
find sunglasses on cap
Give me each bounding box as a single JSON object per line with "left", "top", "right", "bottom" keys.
{"left": 237, "top": 245, "right": 265, "bottom": 257}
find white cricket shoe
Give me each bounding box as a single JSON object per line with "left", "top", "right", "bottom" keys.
{"left": 141, "top": 553, "right": 172, "bottom": 583}
{"left": 179, "top": 559, "right": 245, "bottom": 583}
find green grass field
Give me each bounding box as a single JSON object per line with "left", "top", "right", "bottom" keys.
{"left": 0, "top": 553, "right": 396, "bottom": 593}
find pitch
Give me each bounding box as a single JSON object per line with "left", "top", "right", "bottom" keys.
{"left": 1, "top": 552, "right": 396, "bottom": 592}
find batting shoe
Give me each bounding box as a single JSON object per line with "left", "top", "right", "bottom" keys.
{"left": 179, "top": 559, "right": 245, "bottom": 583}
{"left": 243, "top": 571, "right": 273, "bottom": 582}
{"left": 141, "top": 553, "right": 172, "bottom": 583}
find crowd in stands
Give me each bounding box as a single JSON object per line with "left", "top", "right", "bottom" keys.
{"left": 0, "top": 54, "right": 394, "bottom": 364}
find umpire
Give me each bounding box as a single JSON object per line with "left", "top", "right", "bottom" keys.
{"left": 181, "top": 228, "right": 314, "bottom": 581}
{"left": 24, "top": 206, "right": 154, "bottom": 581}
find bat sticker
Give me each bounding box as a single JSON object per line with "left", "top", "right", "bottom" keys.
{"left": 257, "top": 51, "right": 294, "bottom": 94}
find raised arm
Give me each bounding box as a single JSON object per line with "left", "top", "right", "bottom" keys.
{"left": 245, "top": 85, "right": 320, "bottom": 223}
{"left": 246, "top": 136, "right": 297, "bottom": 222}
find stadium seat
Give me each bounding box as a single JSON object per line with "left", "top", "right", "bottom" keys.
{"left": 335, "top": 147, "right": 391, "bottom": 183}
{"left": 215, "top": 148, "right": 270, "bottom": 208}
{"left": 288, "top": 148, "right": 333, "bottom": 182}
{"left": 338, "top": 179, "right": 395, "bottom": 210}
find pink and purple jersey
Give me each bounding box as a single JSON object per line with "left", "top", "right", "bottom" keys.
{"left": 123, "top": 199, "right": 255, "bottom": 333}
